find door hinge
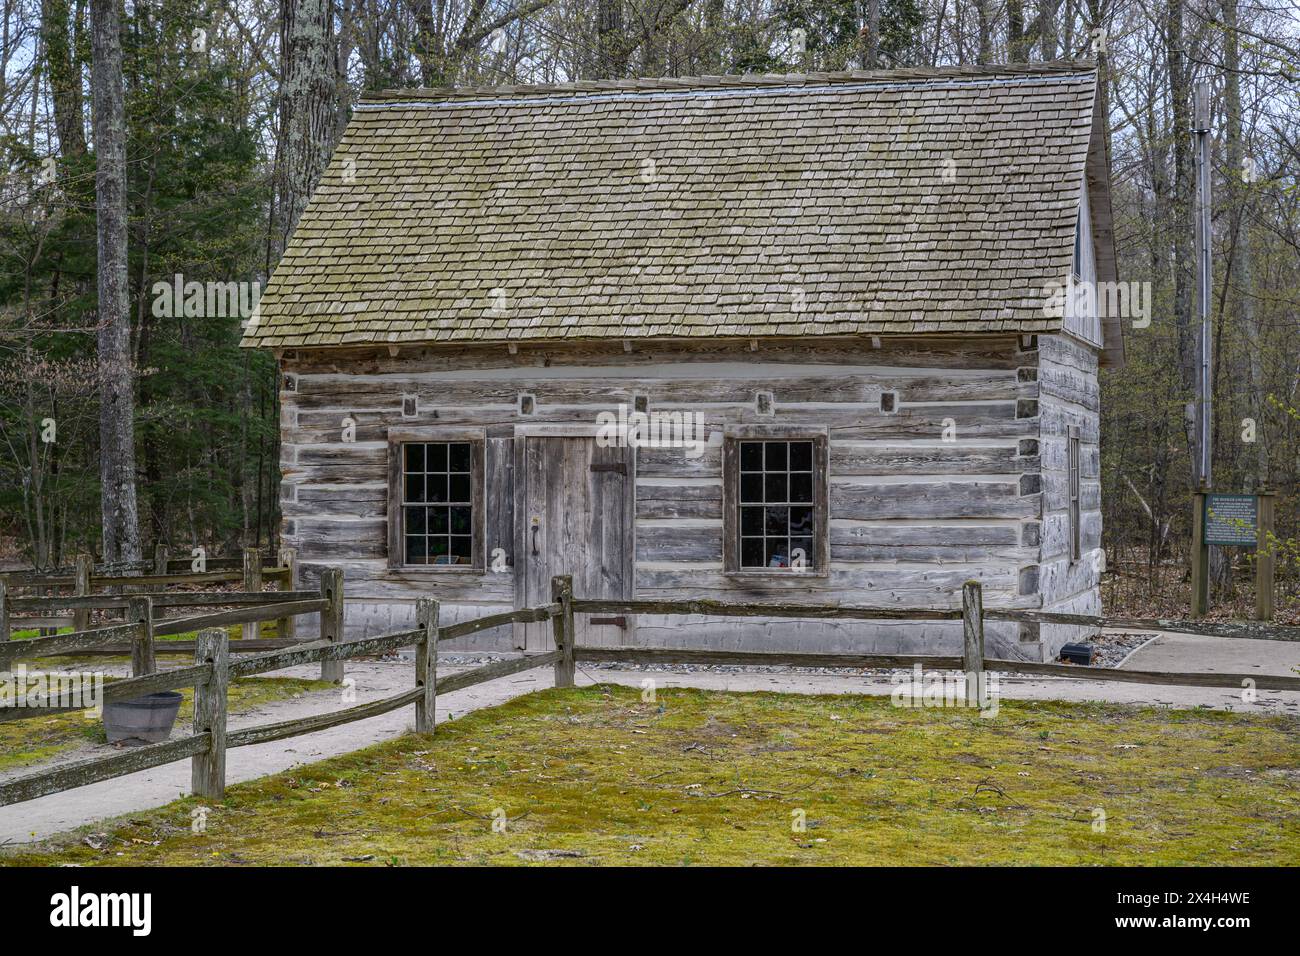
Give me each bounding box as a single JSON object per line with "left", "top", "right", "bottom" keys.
{"left": 590, "top": 616, "right": 627, "bottom": 628}
{"left": 590, "top": 462, "right": 627, "bottom": 476}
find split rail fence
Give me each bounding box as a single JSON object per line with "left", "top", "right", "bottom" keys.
{"left": 2, "top": 573, "right": 1299, "bottom": 810}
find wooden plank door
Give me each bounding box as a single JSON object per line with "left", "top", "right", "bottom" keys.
{"left": 521, "top": 437, "right": 633, "bottom": 650}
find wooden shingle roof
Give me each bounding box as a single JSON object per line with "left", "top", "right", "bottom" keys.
{"left": 243, "top": 62, "right": 1113, "bottom": 353}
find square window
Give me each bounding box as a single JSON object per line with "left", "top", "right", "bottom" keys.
{"left": 406, "top": 506, "right": 427, "bottom": 534}
{"left": 789, "top": 506, "right": 814, "bottom": 535}
{"left": 430, "top": 507, "right": 450, "bottom": 534}
{"left": 393, "top": 439, "right": 482, "bottom": 570}
{"left": 790, "top": 472, "right": 812, "bottom": 502}
{"left": 426, "top": 474, "right": 449, "bottom": 503}
{"left": 449, "top": 443, "right": 471, "bottom": 472}
{"left": 404, "top": 444, "right": 424, "bottom": 472}
{"left": 450, "top": 506, "right": 472, "bottom": 534}
{"left": 729, "top": 437, "right": 825, "bottom": 572}
{"left": 426, "top": 443, "right": 448, "bottom": 472}
{"left": 765, "top": 506, "right": 789, "bottom": 535}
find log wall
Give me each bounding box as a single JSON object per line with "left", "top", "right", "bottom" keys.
{"left": 278, "top": 335, "right": 1101, "bottom": 659}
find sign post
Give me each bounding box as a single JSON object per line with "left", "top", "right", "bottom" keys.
{"left": 1193, "top": 491, "right": 1273, "bottom": 621}
{"left": 1191, "top": 489, "right": 1210, "bottom": 617}
{"left": 1256, "top": 491, "right": 1275, "bottom": 622}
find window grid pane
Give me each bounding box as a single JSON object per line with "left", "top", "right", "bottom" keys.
{"left": 403, "top": 441, "right": 474, "bottom": 566}
{"left": 738, "top": 440, "right": 815, "bottom": 570}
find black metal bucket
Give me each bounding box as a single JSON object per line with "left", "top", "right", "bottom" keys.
{"left": 103, "top": 691, "right": 183, "bottom": 746}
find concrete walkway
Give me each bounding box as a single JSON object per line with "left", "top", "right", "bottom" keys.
{"left": 3, "top": 639, "right": 1299, "bottom": 848}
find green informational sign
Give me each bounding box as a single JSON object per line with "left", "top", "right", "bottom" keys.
{"left": 1204, "top": 493, "right": 1258, "bottom": 547}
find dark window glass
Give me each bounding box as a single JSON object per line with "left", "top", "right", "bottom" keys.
{"left": 737, "top": 439, "right": 819, "bottom": 570}
{"left": 403, "top": 442, "right": 474, "bottom": 565}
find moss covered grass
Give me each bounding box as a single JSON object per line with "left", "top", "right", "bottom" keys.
{"left": 0, "top": 677, "right": 335, "bottom": 774}
{"left": 4, "top": 685, "right": 1299, "bottom": 866}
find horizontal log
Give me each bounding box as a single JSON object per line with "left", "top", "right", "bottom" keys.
{"left": 9, "top": 616, "right": 74, "bottom": 628}
{"left": 226, "top": 688, "right": 423, "bottom": 749}
{"left": 6, "top": 590, "right": 321, "bottom": 612}
{"left": 0, "top": 664, "right": 213, "bottom": 723}
{"left": 0, "top": 732, "right": 210, "bottom": 807}
{"left": 437, "top": 604, "right": 559, "bottom": 641}
{"left": 576, "top": 647, "right": 963, "bottom": 668}
{"left": 227, "top": 629, "right": 424, "bottom": 678}
{"left": 91, "top": 571, "right": 244, "bottom": 587}
{"left": 0, "top": 623, "right": 140, "bottom": 663}
{"left": 572, "top": 598, "right": 964, "bottom": 621}
{"left": 152, "top": 599, "right": 328, "bottom": 637}
{"left": 34, "top": 639, "right": 298, "bottom": 658}
{"left": 434, "top": 651, "right": 562, "bottom": 695}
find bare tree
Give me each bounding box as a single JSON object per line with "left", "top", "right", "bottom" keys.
{"left": 90, "top": 0, "right": 140, "bottom": 563}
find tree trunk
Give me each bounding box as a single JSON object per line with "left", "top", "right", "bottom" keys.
{"left": 42, "top": 0, "right": 86, "bottom": 158}
{"left": 90, "top": 0, "right": 140, "bottom": 563}
{"left": 272, "top": 0, "right": 337, "bottom": 261}
{"left": 1221, "top": 0, "right": 1266, "bottom": 485}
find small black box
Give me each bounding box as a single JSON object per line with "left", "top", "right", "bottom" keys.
{"left": 1060, "top": 643, "right": 1094, "bottom": 665}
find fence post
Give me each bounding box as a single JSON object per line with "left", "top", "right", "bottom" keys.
{"left": 127, "top": 596, "right": 156, "bottom": 676}
{"left": 319, "top": 568, "right": 345, "bottom": 682}
{"left": 415, "top": 597, "right": 439, "bottom": 734}
{"left": 1256, "top": 491, "right": 1275, "bottom": 622}
{"left": 0, "top": 578, "right": 8, "bottom": 643}
{"left": 152, "top": 544, "right": 170, "bottom": 597}
{"left": 241, "top": 547, "right": 262, "bottom": 641}
{"left": 961, "top": 580, "right": 985, "bottom": 708}
{"left": 276, "top": 547, "right": 297, "bottom": 641}
{"left": 551, "top": 574, "right": 575, "bottom": 689}
{"left": 72, "top": 554, "right": 93, "bottom": 632}
{"left": 191, "top": 627, "right": 229, "bottom": 800}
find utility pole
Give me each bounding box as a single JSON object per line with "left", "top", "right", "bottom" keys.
{"left": 1190, "top": 79, "right": 1213, "bottom": 615}
{"left": 1193, "top": 80, "right": 1213, "bottom": 489}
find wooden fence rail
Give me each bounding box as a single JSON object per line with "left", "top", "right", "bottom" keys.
{"left": 0, "top": 598, "right": 567, "bottom": 808}
{"left": 4, "top": 575, "right": 1299, "bottom": 813}
{"left": 0, "top": 547, "right": 300, "bottom": 643}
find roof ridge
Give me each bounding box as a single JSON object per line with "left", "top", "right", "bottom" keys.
{"left": 358, "top": 60, "right": 1097, "bottom": 105}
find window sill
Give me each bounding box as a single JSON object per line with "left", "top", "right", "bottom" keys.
{"left": 724, "top": 569, "right": 830, "bottom": 580}
{"left": 389, "top": 564, "right": 490, "bottom": 575}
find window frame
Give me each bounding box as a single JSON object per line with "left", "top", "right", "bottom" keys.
{"left": 722, "top": 426, "right": 829, "bottom": 577}
{"left": 387, "top": 427, "right": 486, "bottom": 572}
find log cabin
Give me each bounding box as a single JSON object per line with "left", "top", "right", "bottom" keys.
{"left": 241, "top": 62, "right": 1121, "bottom": 662}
